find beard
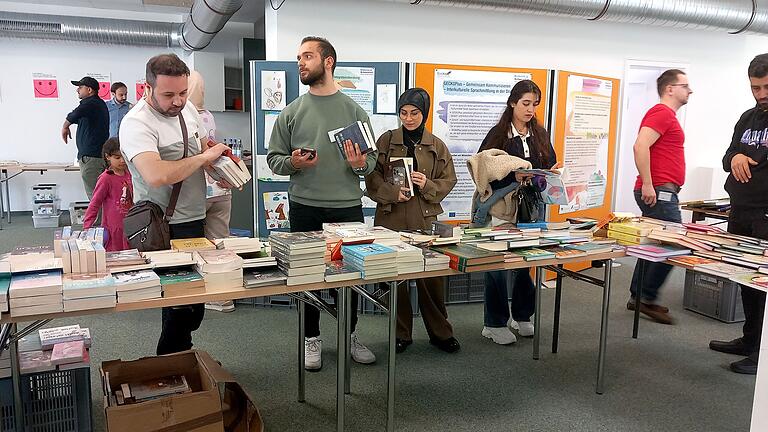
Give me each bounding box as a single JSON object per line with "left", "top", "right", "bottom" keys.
{"left": 151, "top": 93, "right": 183, "bottom": 117}
{"left": 300, "top": 66, "right": 325, "bottom": 86}
{"left": 757, "top": 98, "right": 768, "bottom": 111}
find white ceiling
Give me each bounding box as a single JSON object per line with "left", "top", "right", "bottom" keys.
{"left": 10, "top": 0, "right": 265, "bottom": 23}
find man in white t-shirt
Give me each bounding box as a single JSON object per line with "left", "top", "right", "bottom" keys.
{"left": 120, "top": 53, "right": 231, "bottom": 355}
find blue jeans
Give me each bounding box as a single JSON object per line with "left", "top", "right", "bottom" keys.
{"left": 484, "top": 270, "right": 536, "bottom": 326}
{"left": 629, "top": 188, "right": 682, "bottom": 302}
{"left": 472, "top": 181, "right": 520, "bottom": 226}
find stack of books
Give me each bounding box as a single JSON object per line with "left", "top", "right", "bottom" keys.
{"left": 565, "top": 240, "right": 617, "bottom": 255}
{"left": 270, "top": 232, "right": 326, "bottom": 285}
{"left": 367, "top": 226, "right": 401, "bottom": 247}
{"left": 423, "top": 249, "right": 450, "bottom": 271}
{"left": 39, "top": 325, "right": 92, "bottom": 350}
{"left": 389, "top": 242, "right": 425, "bottom": 274}
{"left": 514, "top": 248, "right": 556, "bottom": 261}
{"left": 112, "top": 374, "right": 191, "bottom": 406}
{"left": 65, "top": 240, "right": 107, "bottom": 274}
{"left": 209, "top": 153, "right": 252, "bottom": 189}
{"left": 606, "top": 221, "right": 659, "bottom": 245}
{"left": 62, "top": 272, "right": 116, "bottom": 312}
{"left": 106, "top": 249, "right": 152, "bottom": 273}
{"left": 431, "top": 244, "right": 505, "bottom": 272}
{"left": 214, "top": 237, "right": 263, "bottom": 252}
{"left": 17, "top": 325, "right": 93, "bottom": 374}
{"left": 170, "top": 237, "right": 215, "bottom": 252}
{"left": 324, "top": 260, "right": 361, "bottom": 283}
{"left": 243, "top": 267, "right": 287, "bottom": 288}
{"left": 341, "top": 243, "right": 398, "bottom": 280}
{"left": 113, "top": 269, "right": 162, "bottom": 302}
{"left": 333, "top": 121, "right": 377, "bottom": 156}
{"left": 50, "top": 340, "right": 88, "bottom": 369}
{"left": 9, "top": 270, "right": 63, "bottom": 316}
{"left": 155, "top": 265, "right": 205, "bottom": 297}
{"left": 625, "top": 244, "right": 691, "bottom": 262}
{"left": 195, "top": 250, "right": 244, "bottom": 292}
{"left": 143, "top": 250, "right": 196, "bottom": 268}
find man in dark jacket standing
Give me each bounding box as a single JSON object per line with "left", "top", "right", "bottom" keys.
{"left": 709, "top": 53, "right": 768, "bottom": 375}
{"left": 62, "top": 76, "right": 110, "bottom": 199}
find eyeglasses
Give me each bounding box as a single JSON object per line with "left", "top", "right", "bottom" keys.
{"left": 670, "top": 84, "right": 691, "bottom": 90}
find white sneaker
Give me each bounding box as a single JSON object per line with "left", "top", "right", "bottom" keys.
{"left": 481, "top": 326, "right": 517, "bottom": 345}
{"left": 305, "top": 337, "right": 322, "bottom": 371}
{"left": 205, "top": 301, "right": 235, "bottom": 313}
{"left": 350, "top": 333, "right": 376, "bottom": 364}
{"left": 508, "top": 318, "right": 535, "bottom": 337}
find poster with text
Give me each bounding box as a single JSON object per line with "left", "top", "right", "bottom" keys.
{"left": 261, "top": 70, "right": 286, "bottom": 111}
{"left": 558, "top": 75, "right": 613, "bottom": 213}
{"left": 32, "top": 73, "right": 59, "bottom": 99}
{"left": 432, "top": 69, "right": 531, "bottom": 220}
{"left": 299, "top": 67, "right": 376, "bottom": 114}
{"left": 86, "top": 72, "right": 112, "bottom": 101}
{"left": 263, "top": 191, "right": 290, "bottom": 229}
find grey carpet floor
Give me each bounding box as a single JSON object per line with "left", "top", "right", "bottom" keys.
{"left": 0, "top": 212, "right": 757, "bottom": 431}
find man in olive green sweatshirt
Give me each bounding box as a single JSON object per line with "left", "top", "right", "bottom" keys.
{"left": 267, "top": 36, "right": 378, "bottom": 371}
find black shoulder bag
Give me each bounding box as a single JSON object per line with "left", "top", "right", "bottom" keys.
{"left": 123, "top": 112, "right": 189, "bottom": 252}
{"left": 516, "top": 181, "right": 543, "bottom": 223}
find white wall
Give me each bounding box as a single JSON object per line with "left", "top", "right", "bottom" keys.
{"left": 271, "top": 0, "right": 768, "bottom": 212}
{"left": 0, "top": 1, "right": 254, "bottom": 212}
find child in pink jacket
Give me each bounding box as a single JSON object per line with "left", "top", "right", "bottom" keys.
{"left": 83, "top": 137, "right": 133, "bottom": 251}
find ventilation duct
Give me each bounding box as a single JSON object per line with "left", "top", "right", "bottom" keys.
{"left": 180, "top": 0, "right": 245, "bottom": 50}
{"left": 382, "top": 0, "right": 768, "bottom": 35}
{"left": 0, "top": 0, "right": 244, "bottom": 50}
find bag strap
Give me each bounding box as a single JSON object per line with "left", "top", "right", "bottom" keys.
{"left": 165, "top": 111, "right": 189, "bottom": 220}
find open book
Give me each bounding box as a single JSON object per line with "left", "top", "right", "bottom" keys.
{"left": 516, "top": 168, "right": 567, "bottom": 205}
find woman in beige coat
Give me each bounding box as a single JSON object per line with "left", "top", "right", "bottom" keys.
{"left": 365, "top": 88, "right": 460, "bottom": 353}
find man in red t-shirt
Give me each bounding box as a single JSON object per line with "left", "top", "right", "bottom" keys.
{"left": 628, "top": 69, "right": 692, "bottom": 324}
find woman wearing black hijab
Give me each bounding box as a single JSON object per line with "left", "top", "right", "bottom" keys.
{"left": 365, "top": 88, "right": 460, "bottom": 353}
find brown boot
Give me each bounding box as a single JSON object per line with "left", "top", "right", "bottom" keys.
{"left": 626, "top": 300, "right": 669, "bottom": 313}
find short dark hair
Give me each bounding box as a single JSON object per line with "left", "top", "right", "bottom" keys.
{"left": 110, "top": 82, "right": 127, "bottom": 93}
{"left": 102, "top": 137, "right": 121, "bottom": 166}
{"left": 145, "top": 54, "right": 189, "bottom": 86}
{"left": 657, "top": 69, "right": 686, "bottom": 97}
{"left": 301, "top": 36, "right": 337, "bottom": 73}
{"left": 748, "top": 54, "right": 768, "bottom": 78}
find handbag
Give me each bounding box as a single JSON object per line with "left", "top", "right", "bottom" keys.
{"left": 123, "top": 112, "right": 189, "bottom": 252}
{"left": 516, "top": 181, "right": 543, "bottom": 223}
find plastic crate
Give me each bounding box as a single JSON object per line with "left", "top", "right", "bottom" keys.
{"left": 446, "top": 273, "right": 486, "bottom": 304}
{"left": 0, "top": 367, "right": 92, "bottom": 432}
{"left": 31, "top": 185, "right": 58, "bottom": 201}
{"left": 32, "top": 200, "right": 60, "bottom": 217}
{"left": 32, "top": 213, "right": 61, "bottom": 229}
{"left": 683, "top": 270, "right": 745, "bottom": 323}
{"left": 68, "top": 201, "right": 90, "bottom": 226}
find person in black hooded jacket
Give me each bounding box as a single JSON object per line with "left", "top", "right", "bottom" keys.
{"left": 709, "top": 53, "right": 768, "bottom": 375}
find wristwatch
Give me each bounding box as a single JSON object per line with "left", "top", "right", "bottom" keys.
{"left": 353, "top": 165, "right": 367, "bottom": 174}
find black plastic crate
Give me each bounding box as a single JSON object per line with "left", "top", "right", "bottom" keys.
{"left": 446, "top": 273, "right": 486, "bottom": 304}
{"left": 683, "top": 270, "right": 745, "bottom": 323}
{"left": 0, "top": 367, "right": 92, "bottom": 432}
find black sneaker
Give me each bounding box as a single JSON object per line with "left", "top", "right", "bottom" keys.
{"left": 730, "top": 356, "right": 758, "bottom": 375}
{"left": 709, "top": 337, "right": 753, "bottom": 356}
{"left": 430, "top": 337, "right": 461, "bottom": 354}
{"left": 395, "top": 339, "right": 412, "bottom": 354}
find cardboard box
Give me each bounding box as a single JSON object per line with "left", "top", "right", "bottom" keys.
{"left": 101, "top": 350, "right": 263, "bottom": 432}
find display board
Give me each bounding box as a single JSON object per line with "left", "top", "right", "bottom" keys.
{"left": 413, "top": 63, "right": 550, "bottom": 221}
{"left": 549, "top": 71, "right": 620, "bottom": 221}
{"left": 250, "top": 61, "right": 404, "bottom": 237}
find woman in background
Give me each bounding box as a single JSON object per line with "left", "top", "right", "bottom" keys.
{"left": 478, "top": 80, "right": 560, "bottom": 345}
{"left": 366, "top": 88, "right": 460, "bottom": 353}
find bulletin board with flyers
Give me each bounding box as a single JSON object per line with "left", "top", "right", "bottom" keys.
{"left": 412, "top": 63, "right": 551, "bottom": 222}
{"left": 249, "top": 60, "right": 405, "bottom": 237}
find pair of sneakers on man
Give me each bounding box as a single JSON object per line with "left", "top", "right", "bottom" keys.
{"left": 304, "top": 333, "right": 376, "bottom": 371}
{"left": 481, "top": 318, "right": 535, "bottom": 345}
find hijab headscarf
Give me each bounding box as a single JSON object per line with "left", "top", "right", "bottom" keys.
{"left": 397, "top": 87, "right": 430, "bottom": 148}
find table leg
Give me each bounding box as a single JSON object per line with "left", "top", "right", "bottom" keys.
{"left": 552, "top": 264, "right": 563, "bottom": 354}
{"left": 344, "top": 286, "right": 352, "bottom": 395}
{"left": 336, "top": 287, "right": 347, "bottom": 432}
{"left": 632, "top": 259, "right": 644, "bottom": 339}
{"left": 533, "top": 267, "right": 543, "bottom": 360}
{"left": 297, "top": 297, "right": 306, "bottom": 403}
{"left": 596, "top": 259, "right": 613, "bottom": 394}
{"left": 3, "top": 169, "right": 11, "bottom": 224}
{"left": 10, "top": 323, "right": 24, "bottom": 430}
{"left": 387, "top": 280, "right": 398, "bottom": 432}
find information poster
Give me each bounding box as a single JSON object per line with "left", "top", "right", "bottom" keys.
{"left": 32, "top": 73, "right": 58, "bottom": 99}
{"left": 87, "top": 72, "right": 112, "bottom": 101}
{"left": 299, "top": 67, "right": 376, "bottom": 114}
{"left": 558, "top": 75, "right": 613, "bottom": 213}
{"left": 263, "top": 191, "right": 289, "bottom": 229}
{"left": 136, "top": 79, "right": 146, "bottom": 101}
{"left": 431, "top": 69, "right": 531, "bottom": 220}
{"left": 261, "top": 70, "right": 286, "bottom": 111}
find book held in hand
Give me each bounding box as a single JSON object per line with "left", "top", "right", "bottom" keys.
{"left": 334, "top": 121, "right": 377, "bottom": 157}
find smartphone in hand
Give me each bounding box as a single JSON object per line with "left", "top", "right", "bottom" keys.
{"left": 300, "top": 148, "right": 317, "bottom": 160}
